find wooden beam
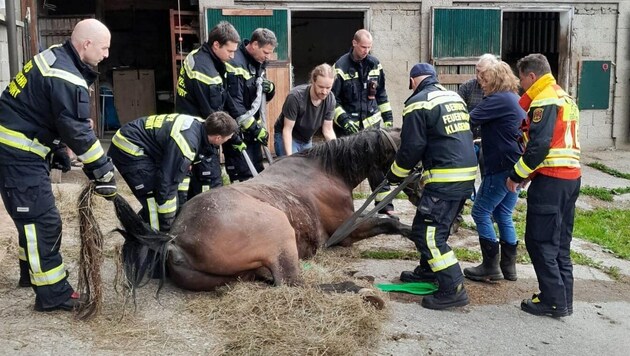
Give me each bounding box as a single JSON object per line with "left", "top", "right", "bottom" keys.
{"left": 437, "top": 74, "right": 476, "bottom": 85}
{"left": 222, "top": 9, "right": 273, "bottom": 16}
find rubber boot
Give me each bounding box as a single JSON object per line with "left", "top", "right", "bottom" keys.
{"left": 464, "top": 239, "right": 502, "bottom": 281}
{"left": 19, "top": 260, "right": 31, "bottom": 287}
{"left": 500, "top": 241, "right": 518, "bottom": 281}
{"left": 421, "top": 283, "right": 469, "bottom": 310}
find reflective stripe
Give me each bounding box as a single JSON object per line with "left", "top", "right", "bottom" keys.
{"left": 25, "top": 224, "right": 42, "bottom": 273}
{"left": 225, "top": 62, "right": 253, "bottom": 80}
{"left": 34, "top": 49, "right": 88, "bottom": 89}
{"left": 183, "top": 49, "right": 223, "bottom": 85}
{"left": 368, "top": 64, "right": 382, "bottom": 76}
{"left": 77, "top": 141, "right": 105, "bottom": 164}
{"left": 202, "top": 185, "right": 211, "bottom": 192}
{"left": 378, "top": 102, "right": 392, "bottom": 113}
{"left": 157, "top": 197, "right": 177, "bottom": 214}
{"left": 403, "top": 92, "right": 465, "bottom": 115}
{"left": 390, "top": 161, "right": 410, "bottom": 178}
{"left": 0, "top": 124, "right": 51, "bottom": 158}
{"left": 31, "top": 263, "right": 67, "bottom": 286}
{"left": 530, "top": 97, "right": 564, "bottom": 107}
{"left": 178, "top": 177, "right": 190, "bottom": 192}
{"left": 425, "top": 226, "right": 440, "bottom": 259}
{"left": 429, "top": 250, "right": 459, "bottom": 272}
{"left": 19, "top": 247, "right": 27, "bottom": 261}
{"left": 239, "top": 116, "right": 256, "bottom": 129}
{"left": 362, "top": 112, "right": 382, "bottom": 128}
{"left": 170, "top": 115, "right": 196, "bottom": 161}
{"left": 422, "top": 166, "right": 477, "bottom": 184}
{"left": 147, "top": 197, "right": 159, "bottom": 230}
{"left": 334, "top": 67, "right": 355, "bottom": 81}
{"left": 513, "top": 157, "right": 533, "bottom": 179}
{"left": 112, "top": 131, "right": 145, "bottom": 156}
{"left": 333, "top": 106, "right": 347, "bottom": 121}
{"left": 375, "top": 191, "right": 390, "bottom": 203}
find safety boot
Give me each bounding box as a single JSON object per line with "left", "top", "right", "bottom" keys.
{"left": 421, "top": 283, "right": 469, "bottom": 310}
{"left": 34, "top": 291, "right": 87, "bottom": 312}
{"left": 19, "top": 260, "right": 32, "bottom": 287}
{"left": 464, "top": 239, "right": 502, "bottom": 281}
{"left": 400, "top": 265, "right": 437, "bottom": 283}
{"left": 500, "top": 241, "right": 518, "bottom": 281}
{"left": 520, "top": 294, "right": 569, "bottom": 318}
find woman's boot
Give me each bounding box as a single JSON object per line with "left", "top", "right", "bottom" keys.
{"left": 500, "top": 241, "right": 518, "bottom": 281}
{"left": 464, "top": 238, "right": 502, "bottom": 281}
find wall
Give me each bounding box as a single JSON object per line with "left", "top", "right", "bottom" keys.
{"left": 0, "top": 0, "right": 23, "bottom": 90}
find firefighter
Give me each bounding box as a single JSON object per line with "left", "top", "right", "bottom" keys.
{"left": 507, "top": 53, "right": 581, "bottom": 318}
{"left": 0, "top": 19, "right": 116, "bottom": 312}
{"left": 387, "top": 63, "right": 477, "bottom": 310}
{"left": 224, "top": 28, "right": 277, "bottom": 182}
{"left": 175, "top": 21, "right": 240, "bottom": 200}
{"left": 108, "top": 112, "right": 236, "bottom": 232}
{"left": 332, "top": 29, "right": 396, "bottom": 217}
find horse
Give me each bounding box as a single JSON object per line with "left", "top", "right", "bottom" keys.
{"left": 113, "top": 128, "right": 412, "bottom": 292}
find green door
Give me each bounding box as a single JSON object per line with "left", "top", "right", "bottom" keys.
{"left": 432, "top": 8, "right": 501, "bottom": 59}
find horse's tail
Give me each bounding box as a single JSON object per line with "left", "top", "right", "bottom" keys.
{"left": 112, "top": 195, "right": 172, "bottom": 300}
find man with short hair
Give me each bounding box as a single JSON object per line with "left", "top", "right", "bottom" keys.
{"left": 224, "top": 28, "right": 278, "bottom": 182}
{"left": 507, "top": 53, "right": 581, "bottom": 318}
{"left": 332, "top": 29, "right": 396, "bottom": 217}
{"left": 388, "top": 63, "right": 477, "bottom": 310}
{"left": 0, "top": 19, "right": 116, "bottom": 311}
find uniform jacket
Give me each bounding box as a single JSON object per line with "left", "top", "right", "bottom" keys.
{"left": 176, "top": 43, "right": 231, "bottom": 119}
{"left": 511, "top": 73, "right": 581, "bottom": 182}
{"left": 332, "top": 49, "right": 393, "bottom": 129}
{"left": 0, "top": 41, "right": 111, "bottom": 177}
{"left": 110, "top": 114, "right": 211, "bottom": 206}
{"left": 390, "top": 77, "right": 477, "bottom": 200}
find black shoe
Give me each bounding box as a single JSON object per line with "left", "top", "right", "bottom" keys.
{"left": 34, "top": 292, "right": 87, "bottom": 312}
{"left": 421, "top": 283, "right": 469, "bottom": 310}
{"left": 400, "top": 265, "right": 437, "bottom": 283}
{"left": 520, "top": 294, "right": 569, "bottom": 317}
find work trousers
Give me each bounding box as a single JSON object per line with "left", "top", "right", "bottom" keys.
{"left": 409, "top": 193, "right": 466, "bottom": 291}
{"left": 0, "top": 161, "right": 73, "bottom": 308}
{"left": 525, "top": 174, "right": 581, "bottom": 310}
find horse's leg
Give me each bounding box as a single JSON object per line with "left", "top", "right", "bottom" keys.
{"left": 339, "top": 217, "right": 412, "bottom": 246}
{"left": 168, "top": 263, "right": 256, "bottom": 291}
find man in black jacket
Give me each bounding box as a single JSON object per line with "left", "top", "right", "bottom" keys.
{"left": 0, "top": 19, "right": 116, "bottom": 312}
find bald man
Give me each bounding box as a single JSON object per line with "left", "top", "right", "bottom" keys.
{"left": 331, "top": 29, "right": 396, "bottom": 218}
{"left": 0, "top": 18, "right": 116, "bottom": 312}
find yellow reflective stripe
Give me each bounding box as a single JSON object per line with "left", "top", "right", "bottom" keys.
{"left": 333, "top": 106, "right": 347, "bottom": 122}
{"left": 170, "top": 115, "right": 196, "bottom": 161}
{"left": 25, "top": 224, "right": 41, "bottom": 273}
{"left": 514, "top": 157, "right": 533, "bottom": 179}
{"left": 112, "top": 131, "right": 144, "bottom": 156}
{"left": 34, "top": 49, "right": 88, "bottom": 89}
{"left": 547, "top": 148, "right": 580, "bottom": 159}
{"left": 202, "top": 185, "right": 211, "bottom": 192}
{"left": 239, "top": 116, "right": 256, "bottom": 129}
{"left": 379, "top": 102, "right": 392, "bottom": 113}
{"left": 147, "top": 197, "right": 159, "bottom": 230}
{"left": 530, "top": 97, "right": 564, "bottom": 107}
{"left": 538, "top": 158, "right": 581, "bottom": 169}
{"left": 390, "top": 161, "right": 410, "bottom": 178}
{"left": 375, "top": 191, "right": 390, "bottom": 203}
{"left": 426, "top": 226, "right": 440, "bottom": 259}
{"left": 368, "top": 65, "right": 382, "bottom": 76}
{"left": 429, "top": 250, "right": 459, "bottom": 272}
{"left": 31, "top": 263, "right": 67, "bottom": 286}
{"left": 362, "top": 112, "right": 382, "bottom": 128}
{"left": 178, "top": 177, "right": 190, "bottom": 192}
{"left": 422, "top": 166, "right": 477, "bottom": 184}
{"left": 402, "top": 93, "right": 465, "bottom": 115}
{"left": 334, "top": 67, "right": 353, "bottom": 81}
{"left": 19, "top": 247, "right": 27, "bottom": 261}
{"left": 183, "top": 49, "right": 223, "bottom": 85}
{"left": 225, "top": 62, "right": 253, "bottom": 80}
{"left": 157, "top": 197, "right": 177, "bottom": 214}
{"left": 77, "top": 141, "right": 105, "bottom": 164}
{"left": 0, "top": 124, "right": 51, "bottom": 158}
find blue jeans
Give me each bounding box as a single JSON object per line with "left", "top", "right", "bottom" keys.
{"left": 471, "top": 170, "right": 518, "bottom": 245}
{"left": 274, "top": 132, "right": 313, "bottom": 157}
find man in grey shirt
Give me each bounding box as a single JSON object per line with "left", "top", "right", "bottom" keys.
{"left": 274, "top": 64, "right": 336, "bottom": 156}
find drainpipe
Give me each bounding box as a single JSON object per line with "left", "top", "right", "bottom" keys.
{"left": 6, "top": 0, "right": 19, "bottom": 77}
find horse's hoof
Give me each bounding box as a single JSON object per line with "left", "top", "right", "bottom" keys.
{"left": 358, "top": 288, "right": 385, "bottom": 310}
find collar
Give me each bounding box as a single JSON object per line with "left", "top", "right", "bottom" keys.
{"left": 64, "top": 40, "right": 98, "bottom": 85}
{"left": 519, "top": 73, "right": 556, "bottom": 110}
{"left": 204, "top": 42, "right": 226, "bottom": 73}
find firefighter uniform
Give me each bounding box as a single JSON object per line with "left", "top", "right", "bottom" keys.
{"left": 511, "top": 73, "right": 581, "bottom": 316}
{"left": 0, "top": 41, "right": 114, "bottom": 309}
{"left": 224, "top": 40, "right": 275, "bottom": 182}
{"left": 175, "top": 43, "right": 227, "bottom": 198}
{"left": 387, "top": 75, "right": 477, "bottom": 302}
{"left": 108, "top": 114, "right": 212, "bottom": 232}
{"left": 332, "top": 49, "right": 395, "bottom": 213}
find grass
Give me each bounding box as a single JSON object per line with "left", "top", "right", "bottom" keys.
{"left": 587, "top": 162, "right": 630, "bottom": 180}
{"left": 573, "top": 208, "right": 630, "bottom": 260}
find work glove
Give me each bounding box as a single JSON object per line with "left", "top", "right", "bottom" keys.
{"left": 93, "top": 170, "right": 117, "bottom": 200}
{"left": 158, "top": 211, "right": 176, "bottom": 232}
{"left": 248, "top": 122, "right": 269, "bottom": 146}
{"left": 262, "top": 79, "right": 275, "bottom": 94}
{"left": 338, "top": 115, "right": 359, "bottom": 135}
{"left": 50, "top": 147, "right": 72, "bottom": 172}
{"left": 230, "top": 134, "right": 247, "bottom": 152}
{"left": 382, "top": 121, "right": 393, "bottom": 129}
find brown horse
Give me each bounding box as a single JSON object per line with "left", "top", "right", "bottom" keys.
{"left": 114, "top": 128, "right": 412, "bottom": 292}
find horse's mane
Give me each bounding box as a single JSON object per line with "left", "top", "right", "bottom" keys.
{"left": 295, "top": 129, "right": 398, "bottom": 187}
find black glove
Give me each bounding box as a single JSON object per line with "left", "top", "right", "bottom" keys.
{"left": 94, "top": 171, "right": 117, "bottom": 200}
{"left": 248, "top": 122, "right": 269, "bottom": 146}
{"left": 262, "top": 79, "right": 275, "bottom": 94}
{"left": 338, "top": 115, "right": 359, "bottom": 135}
{"left": 50, "top": 147, "right": 71, "bottom": 172}
{"left": 385, "top": 169, "right": 404, "bottom": 186}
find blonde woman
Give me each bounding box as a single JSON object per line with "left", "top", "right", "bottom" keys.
{"left": 464, "top": 61, "right": 526, "bottom": 282}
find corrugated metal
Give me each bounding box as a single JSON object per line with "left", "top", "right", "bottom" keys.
{"left": 206, "top": 9, "right": 289, "bottom": 61}
{"left": 433, "top": 8, "right": 501, "bottom": 59}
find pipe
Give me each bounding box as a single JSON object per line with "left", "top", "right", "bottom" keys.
{"left": 6, "top": 0, "right": 19, "bottom": 77}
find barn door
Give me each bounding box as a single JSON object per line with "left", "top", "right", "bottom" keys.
{"left": 205, "top": 8, "right": 290, "bottom": 154}
{"left": 430, "top": 7, "right": 501, "bottom": 90}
